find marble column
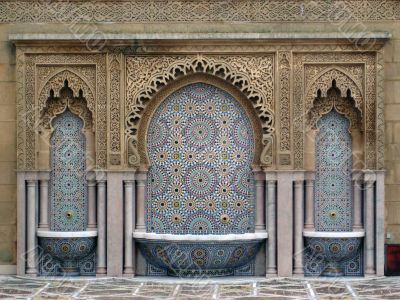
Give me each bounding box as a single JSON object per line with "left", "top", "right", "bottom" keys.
{"left": 124, "top": 180, "right": 134, "bottom": 275}
{"left": 375, "top": 170, "right": 385, "bottom": 276}
{"left": 304, "top": 174, "right": 315, "bottom": 230}
{"left": 26, "top": 179, "right": 37, "bottom": 275}
{"left": 352, "top": 172, "right": 363, "bottom": 231}
{"left": 364, "top": 172, "right": 376, "bottom": 275}
{"left": 254, "top": 170, "right": 265, "bottom": 232}
{"left": 293, "top": 179, "right": 304, "bottom": 275}
{"left": 276, "top": 171, "right": 293, "bottom": 276}
{"left": 136, "top": 171, "right": 147, "bottom": 231}
{"left": 96, "top": 179, "right": 107, "bottom": 275}
{"left": 87, "top": 178, "right": 97, "bottom": 229}
{"left": 38, "top": 176, "right": 49, "bottom": 229}
{"left": 266, "top": 176, "right": 277, "bottom": 276}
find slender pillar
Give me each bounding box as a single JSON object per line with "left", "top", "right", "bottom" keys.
{"left": 254, "top": 170, "right": 265, "bottom": 231}
{"left": 124, "top": 180, "right": 134, "bottom": 275}
{"left": 293, "top": 180, "right": 304, "bottom": 275}
{"left": 26, "top": 180, "right": 37, "bottom": 275}
{"left": 375, "top": 171, "right": 385, "bottom": 276}
{"left": 96, "top": 179, "right": 107, "bottom": 275}
{"left": 304, "top": 177, "right": 315, "bottom": 230}
{"left": 266, "top": 178, "right": 277, "bottom": 275}
{"left": 364, "top": 173, "right": 376, "bottom": 275}
{"left": 352, "top": 172, "right": 363, "bottom": 230}
{"left": 38, "top": 177, "right": 49, "bottom": 229}
{"left": 136, "top": 172, "right": 147, "bottom": 231}
{"left": 276, "top": 171, "right": 293, "bottom": 276}
{"left": 87, "top": 179, "right": 97, "bottom": 229}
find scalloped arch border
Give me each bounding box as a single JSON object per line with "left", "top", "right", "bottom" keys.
{"left": 305, "top": 67, "right": 364, "bottom": 116}
{"left": 129, "top": 73, "right": 265, "bottom": 168}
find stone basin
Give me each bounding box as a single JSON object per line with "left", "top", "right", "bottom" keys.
{"left": 133, "top": 232, "right": 268, "bottom": 277}
{"left": 304, "top": 231, "right": 365, "bottom": 277}
{"left": 37, "top": 230, "right": 97, "bottom": 276}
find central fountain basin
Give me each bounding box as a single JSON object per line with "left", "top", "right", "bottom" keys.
{"left": 134, "top": 232, "right": 267, "bottom": 277}
{"left": 37, "top": 230, "right": 97, "bottom": 276}
{"left": 304, "top": 231, "right": 364, "bottom": 277}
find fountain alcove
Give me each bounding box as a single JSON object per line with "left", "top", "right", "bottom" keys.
{"left": 133, "top": 81, "right": 268, "bottom": 276}
{"left": 35, "top": 81, "right": 98, "bottom": 276}
{"left": 303, "top": 82, "right": 366, "bottom": 277}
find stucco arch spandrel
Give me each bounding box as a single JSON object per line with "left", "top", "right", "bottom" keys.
{"left": 305, "top": 67, "right": 364, "bottom": 116}
{"left": 38, "top": 69, "right": 95, "bottom": 117}
{"left": 128, "top": 74, "right": 266, "bottom": 169}
{"left": 307, "top": 80, "right": 363, "bottom": 131}
{"left": 39, "top": 70, "right": 95, "bottom": 130}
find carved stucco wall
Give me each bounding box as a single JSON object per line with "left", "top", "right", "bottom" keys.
{"left": 16, "top": 45, "right": 383, "bottom": 174}
{"left": 17, "top": 51, "right": 107, "bottom": 170}
{"left": 0, "top": 0, "right": 399, "bottom": 23}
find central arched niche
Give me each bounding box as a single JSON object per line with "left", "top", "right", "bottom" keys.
{"left": 146, "top": 82, "right": 256, "bottom": 234}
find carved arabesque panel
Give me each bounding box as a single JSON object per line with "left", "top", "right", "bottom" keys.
{"left": 1, "top": 0, "right": 399, "bottom": 23}
{"left": 307, "top": 80, "right": 362, "bottom": 130}
{"left": 108, "top": 52, "right": 123, "bottom": 166}
{"left": 18, "top": 53, "right": 107, "bottom": 169}
{"left": 293, "top": 53, "right": 377, "bottom": 170}
{"left": 277, "top": 51, "right": 292, "bottom": 166}
{"left": 125, "top": 55, "right": 274, "bottom": 167}
{"left": 41, "top": 80, "right": 94, "bottom": 131}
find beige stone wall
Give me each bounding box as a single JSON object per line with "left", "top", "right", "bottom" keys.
{"left": 0, "top": 16, "right": 399, "bottom": 266}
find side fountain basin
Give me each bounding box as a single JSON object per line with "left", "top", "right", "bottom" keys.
{"left": 303, "top": 230, "right": 365, "bottom": 277}
{"left": 37, "top": 230, "right": 97, "bottom": 276}
{"left": 133, "top": 232, "right": 268, "bottom": 277}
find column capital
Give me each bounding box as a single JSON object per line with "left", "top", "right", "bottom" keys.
{"left": 26, "top": 179, "right": 37, "bottom": 186}
{"left": 294, "top": 180, "right": 304, "bottom": 186}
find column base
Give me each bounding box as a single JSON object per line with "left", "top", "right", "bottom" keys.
{"left": 293, "top": 268, "right": 304, "bottom": 277}
{"left": 25, "top": 269, "right": 37, "bottom": 277}
{"left": 123, "top": 267, "right": 134, "bottom": 276}
{"left": 266, "top": 268, "right": 277, "bottom": 277}
{"left": 96, "top": 267, "right": 107, "bottom": 276}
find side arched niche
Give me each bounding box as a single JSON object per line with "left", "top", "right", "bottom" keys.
{"left": 129, "top": 73, "right": 265, "bottom": 169}
{"left": 37, "top": 72, "right": 95, "bottom": 170}
{"left": 304, "top": 75, "right": 364, "bottom": 170}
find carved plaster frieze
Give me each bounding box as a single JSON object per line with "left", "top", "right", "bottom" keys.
{"left": 125, "top": 54, "right": 274, "bottom": 167}
{"left": 277, "top": 51, "right": 291, "bottom": 167}
{"left": 1, "top": 0, "right": 399, "bottom": 23}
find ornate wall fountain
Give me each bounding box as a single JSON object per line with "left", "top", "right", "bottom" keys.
{"left": 13, "top": 34, "right": 386, "bottom": 277}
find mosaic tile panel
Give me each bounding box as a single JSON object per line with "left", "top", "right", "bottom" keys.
{"left": 314, "top": 110, "right": 352, "bottom": 232}
{"left": 50, "top": 110, "right": 88, "bottom": 231}
{"left": 146, "top": 83, "right": 255, "bottom": 234}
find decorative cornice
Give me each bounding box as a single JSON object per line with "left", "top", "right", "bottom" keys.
{"left": 9, "top": 32, "right": 392, "bottom": 42}
{"left": 1, "top": 1, "right": 399, "bottom": 23}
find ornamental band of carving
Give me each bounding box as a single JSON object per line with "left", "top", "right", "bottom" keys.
{"left": 125, "top": 54, "right": 274, "bottom": 167}
{"left": 1, "top": 0, "right": 399, "bottom": 23}
{"left": 278, "top": 51, "right": 291, "bottom": 164}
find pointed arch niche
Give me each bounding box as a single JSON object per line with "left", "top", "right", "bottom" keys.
{"left": 37, "top": 73, "right": 95, "bottom": 170}
{"left": 304, "top": 76, "right": 364, "bottom": 171}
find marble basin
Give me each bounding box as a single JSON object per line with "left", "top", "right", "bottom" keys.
{"left": 304, "top": 231, "right": 365, "bottom": 277}
{"left": 37, "top": 230, "right": 97, "bottom": 276}
{"left": 134, "top": 232, "right": 268, "bottom": 277}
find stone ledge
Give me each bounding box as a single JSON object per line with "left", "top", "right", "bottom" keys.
{"left": 9, "top": 32, "right": 391, "bottom": 42}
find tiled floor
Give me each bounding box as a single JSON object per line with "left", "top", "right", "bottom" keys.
{"left": 0, "top": 276, "right": 399, "bottom": 299}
